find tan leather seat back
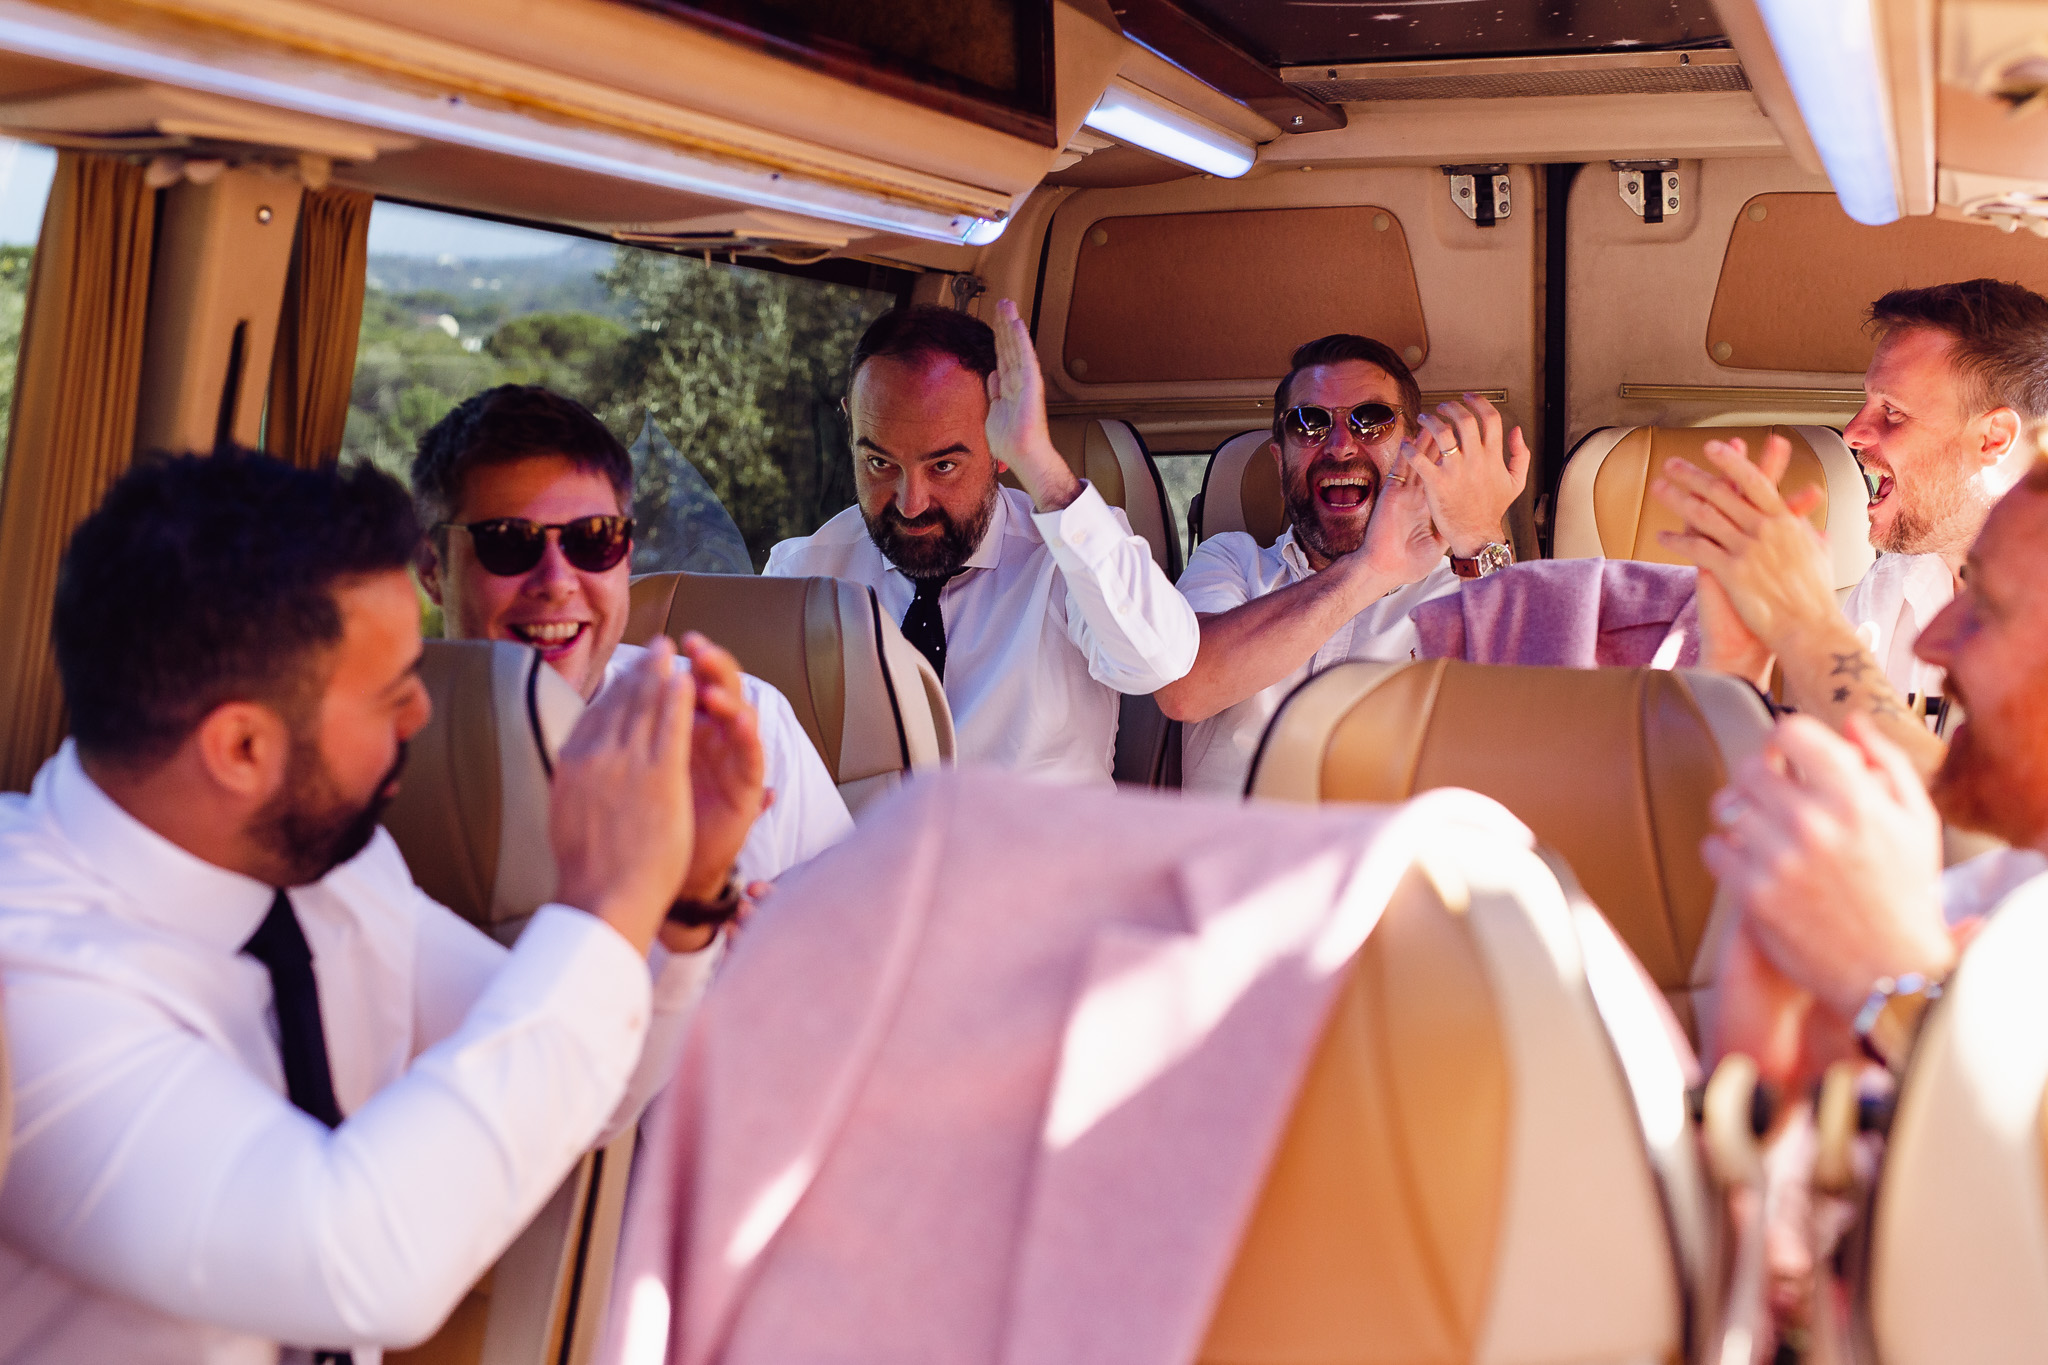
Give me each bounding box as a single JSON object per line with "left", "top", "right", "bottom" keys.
{"left": 1555, "top": 425, "right": 1874, "bottom": 592}
{"left": 1248, "top": 659, "right": 1772, "bottom": 1037}
{"left": 1868, "top": 874, "right": 2048, "bottom": 1364}
{"left": 379, "top": 640, "right": 630, "bottom": 1365}
{"left": 1202, "top": 842, "right": 1687, "bottom": 1365}
{"left": 1045, "top": 417, "right": 1182, "bottom": 577}
{"left": 627, "top": 571, "right": 953, "bottom": 815}
{"left": 384, "top": 640, "right": 580, "bottom": 946}
{"left": 1195, "top": 429, "right": 1286, "bottom": 547}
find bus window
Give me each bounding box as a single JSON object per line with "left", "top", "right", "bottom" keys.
{"left": 345, "top": 200, "right": 910, "bottom": 569}
{"left": 0, "top": 138, "right": 56, "bottom": 473}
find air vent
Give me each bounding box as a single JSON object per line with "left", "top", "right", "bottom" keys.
{"left": 1285, "top": 52, "right": 1747, "bottom": 104}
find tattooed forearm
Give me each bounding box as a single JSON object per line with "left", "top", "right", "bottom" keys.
{"left": 1829, "top": 651, "right": 1874, "bottom": 681}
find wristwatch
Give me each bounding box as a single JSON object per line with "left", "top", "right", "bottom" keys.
{"left": 666, "top": 878, "right": 744, "bottom": 929}
{"left": 1450, "top": 541, "right": 1514, "bottom": 580}
{"left": 1852, "top": 971, "right": 1944, "bottom": 1072}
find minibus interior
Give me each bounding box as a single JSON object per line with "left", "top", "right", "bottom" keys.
{"left": 4, "top": 0, "right": 2048, "bottom": 1362}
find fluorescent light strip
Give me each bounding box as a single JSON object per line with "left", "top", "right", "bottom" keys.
{"left": 1754, "top": 0, "right": 1899, "bottom": 226}
{"left": 0, "top": 9, "right": 993, "bottom": 244}
{"left": 1083, "top": 79, "right": 1256, "bottom": 180}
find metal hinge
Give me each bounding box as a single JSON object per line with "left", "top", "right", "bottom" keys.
{"left": 1442, "top": 164, "right": 1510, "bottom": 227}
{"left": 1614, "top": 160, "right": 1681, "bottom": 224}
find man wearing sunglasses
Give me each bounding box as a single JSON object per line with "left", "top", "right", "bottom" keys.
{"left": 764, "top": 301, "right": 1199, "bottom": 785}
{"left": 1156, "top": 334, "right": 1529, "bottom": 795}
{"left": 415, "top": 386, "right": 853, "bottom": 891}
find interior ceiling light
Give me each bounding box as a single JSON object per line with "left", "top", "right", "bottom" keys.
{"left": 1754, "top": 0, "right": 1900, "bottom": 225}
{"left": 1082, "top": 78, "right": 1256, "bottom": 179}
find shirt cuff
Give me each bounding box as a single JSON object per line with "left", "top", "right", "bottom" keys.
{"left": 1031, "top": 481, "right": 1128, "bottom": 573}
{"left": 646, "top": 932, "right": 725, "bottom": 1013}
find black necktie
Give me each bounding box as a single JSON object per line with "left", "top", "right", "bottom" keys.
{"left": 243, "top": 892, "right": 354, "bottom": 1365}
{"left": 901, "top": 574, "right": 955, "bottom": 680}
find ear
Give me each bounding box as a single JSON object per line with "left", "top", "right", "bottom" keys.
{"left": 1267, "top": 438, "right": 1284, "bottom": 473}
{"left": 1978, "top": 406, "right": 2022, "bottom": 468}
{"left": 415, "top": 537, "right": 445, "bottom": 607}
{"left": 191, "top": 700, "right": 293, "bottom": 805}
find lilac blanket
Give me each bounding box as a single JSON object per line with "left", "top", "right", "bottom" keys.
{"left": 1412, "top": 558, "right": 1701, "bottom": 668}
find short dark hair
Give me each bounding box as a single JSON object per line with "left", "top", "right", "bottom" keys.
{"left": 1869, "top": 279, "right": 2048, "bottom": 421}
{"left": 849, "top": 305, "right": 998, "bottom": 389}
{"left": 1272, "top": 335, "right": 1425, "bottom": 443}
{"left": 412, "top": 385, "right": 633, "bottom": 527}
{"left": 53, "top": 452, "right": 420, "bottom": 768}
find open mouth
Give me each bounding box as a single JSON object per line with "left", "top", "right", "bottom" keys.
{"left": 1860, "top": 463, "right": 1895, "bottom": 510}
{"left": 510, "top": 621, "right": 588, "bottom": 657}
{"left": 1315, "top": 471, "right": 1377, "bottom": 511}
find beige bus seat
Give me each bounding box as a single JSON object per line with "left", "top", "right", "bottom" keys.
{"left": 1193, "top": 429, "right": 1286, "bottom": 548}
{"left": 1555, "top": 425, "right": 1875, "bottom": 593}
{"left": 1199, "top": 836, "right": 1697, "bottom": 1365}
{"left": 1865, "top": 872, "right": 2048, "bottom": 1365}
{"left": 1247, "top": 658, "right": 1774, "bottom": 1040}
{"left": 380, "top": 639, "right": 630, "bottom": 1365}
{"left": 627, "top": 571, "right": 952, "bottom": 816}
{"left": 1044, "top": 416, "right": 1182, "bottom": 579}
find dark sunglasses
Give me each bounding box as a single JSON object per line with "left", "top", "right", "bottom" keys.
{"left": 439, "top": 515, "right": 634, "bottom": 576}
{"left": 1281, "top": 402, "right": 1402, "bottom": 445}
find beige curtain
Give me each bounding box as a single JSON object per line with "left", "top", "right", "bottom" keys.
{"left": 0, "top": 153, "right": 157, "bottom": 792}
{"left": 268, "top": 185, "right": 372, "bottom": 469}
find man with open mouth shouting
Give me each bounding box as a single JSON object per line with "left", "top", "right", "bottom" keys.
{"left": 1653, "top": 280, "right": 2048, "bottom": 765}
{"left": 1156, "top": 334, "right": 1529, "bottom": 796}
{"left": 414, "top": 386, "right": 852, "bottom": 891}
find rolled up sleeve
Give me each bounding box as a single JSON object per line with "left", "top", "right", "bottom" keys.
{"left": 1034, "top": 482, "right": 1199, "bottom": 693}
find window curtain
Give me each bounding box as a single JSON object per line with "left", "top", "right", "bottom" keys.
{"left": 267, "top": 185, "right": 373, "bottom": 469}
{"left": 0, "top": 153, "right": 156, "bottom": 792}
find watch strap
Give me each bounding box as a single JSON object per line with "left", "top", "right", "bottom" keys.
{"left": 666, "top": 878, "right": 743, "bottom": 929}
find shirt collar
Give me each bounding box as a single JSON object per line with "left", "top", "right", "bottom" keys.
{"left": 1274, "top": 527, "right": 1314, "bottom": 581}
{"left": 46, "top": 739, "right": 277, "bottom": 951}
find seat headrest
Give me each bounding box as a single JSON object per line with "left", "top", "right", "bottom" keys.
{"left": 1248, "top": 659, "right": 1772, "bottom": 1035}
{"left": 1201, "top": 841, "right": 1688, "bottom": 1365}
{"left": 1555, "top": 425, "right": 1875, "bottom": 591}
{"left": 1045, "top": 417, "right": 1181, "bottom": 577}
{"left": 1196, "top": 429, "right": 1286, "bottom": 547}
{"left": 382, "top": 639, "right": 581, "bottom": 945}
{"left": 1869, "top": 873, "right": 2048, "bottom": 1363}
{"left": 627, "top": 571, "right": 953, "bottom": 815}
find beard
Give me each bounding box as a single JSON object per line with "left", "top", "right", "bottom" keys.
{"left": 863, "top": 487, "right": 997, "bottom": 579}
{"left": 1282, "top": 453, "right": 1381, "bottom": 564}
{"left": 1929, "top": 698, "right": 2048, "bottom": 849}
{"left": 1872, "top": 454, "right": 1988, "bottom": 558}
{"left": 249, "top": 736, "right": 408, "bottom": 887}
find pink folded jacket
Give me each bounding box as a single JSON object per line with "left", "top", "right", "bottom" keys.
{"left": 1412, "top": 558, "right": 1700, "bottom": 668}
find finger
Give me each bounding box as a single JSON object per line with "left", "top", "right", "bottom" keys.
{"left": 1649, "top": 474, "right": 1750, "bottom": 547}
{"left": 1763, "top": 715, "right": 1871, "bottom": 816}
{"left": 679, "top": 631, "right": 747, "bottom": 719}
{"left": 1700, "top": 437, "right": 1791, "bottom": 515}
{"left": 1657, "top": 457, "right": 1763, "bottom": 535}
{"left": 1432, "top": 400, "right": 1485, "bottom": 461}
{"left": 1504, "top": 426, "right": 1533, "bottom": 492}
{"left": 1783, "top": 485, "right": 1826, "bottom": 520}
{"left": 1461, "top": 392, "right": 1504, "bottom": 451}
{"left": 630, "top": 635, "right": 684, "bottom": 760}
{"left": 1757, "top": 433, "right": 1793, "bottom": 485}
{"left": 1652, "top": 527, "right": 1736, "bottom": 577}
{"left": 1414, "top": 412, "right": 1456, "bottom": 461}
{"left": 649, "top": 648, "right": 697, "bottom": 776}
{"left": 1403, "top": 440, "right": 1442, "bottom": 488}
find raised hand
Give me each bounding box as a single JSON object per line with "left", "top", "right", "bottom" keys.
{"left": 985, "top": 297, "right": 1081, "bottom": 512}
{"left": 549, "top": 636, "right": 696, "bottom": 954}
{"left": 676, "top": 631, "right": 766, "bottom": 902}
{"left": 1407, "top": 392, "right": 1531, "bottom": 556}
{"left": 1354, "top": 448, "right": 1447, "bottom": 586}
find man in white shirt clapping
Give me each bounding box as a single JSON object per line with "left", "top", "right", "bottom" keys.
{"left": 1156, "top": 334, "right": 1529, "bottom": 795}
{"left": 413, "top": 385, "right": 852, "bottom": 891}
{"left": 764, "top": 301, "right": 1200, "bottom": 785}
{"left": 0, "top": 452, "right": 757, "bottom": 1362}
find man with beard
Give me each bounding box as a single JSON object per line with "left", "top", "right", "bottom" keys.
{"left": 1155, "top": 334, "right": 1529, "bottom": 795}
{"left": 0, "top": 452, "right": 757, "bottom": 1362}
{"left": 415, "top": 385, "right": 851, "bottom": 888}
{"left": 1705, "top": 454, "right": 2048, "bottom": 1085}
{"left": 1652, "top": 280, "right": 2048, "bottom": 759}
{"left": 764, "top": 301, "right": 1199, "bottom": 784}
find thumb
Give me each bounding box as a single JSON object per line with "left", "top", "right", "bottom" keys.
{"left": 1505, "top": 427, "right": 1533, "bottom": 490}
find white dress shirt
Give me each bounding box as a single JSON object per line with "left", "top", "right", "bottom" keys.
{"left": 764, "top": 484, "right": 1199, "bottom": 785}
{"left": 602, "top": 645, "right": 852, "bottom": 884}
{"left": 1843, "top": 551, "right": 1955, "bottom": 705}
{"left": 0, "top": 742, "right": 714, "bottom": 1364}
{"left": 1175, "top": 529, "right": 1461, "bottom": 796}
